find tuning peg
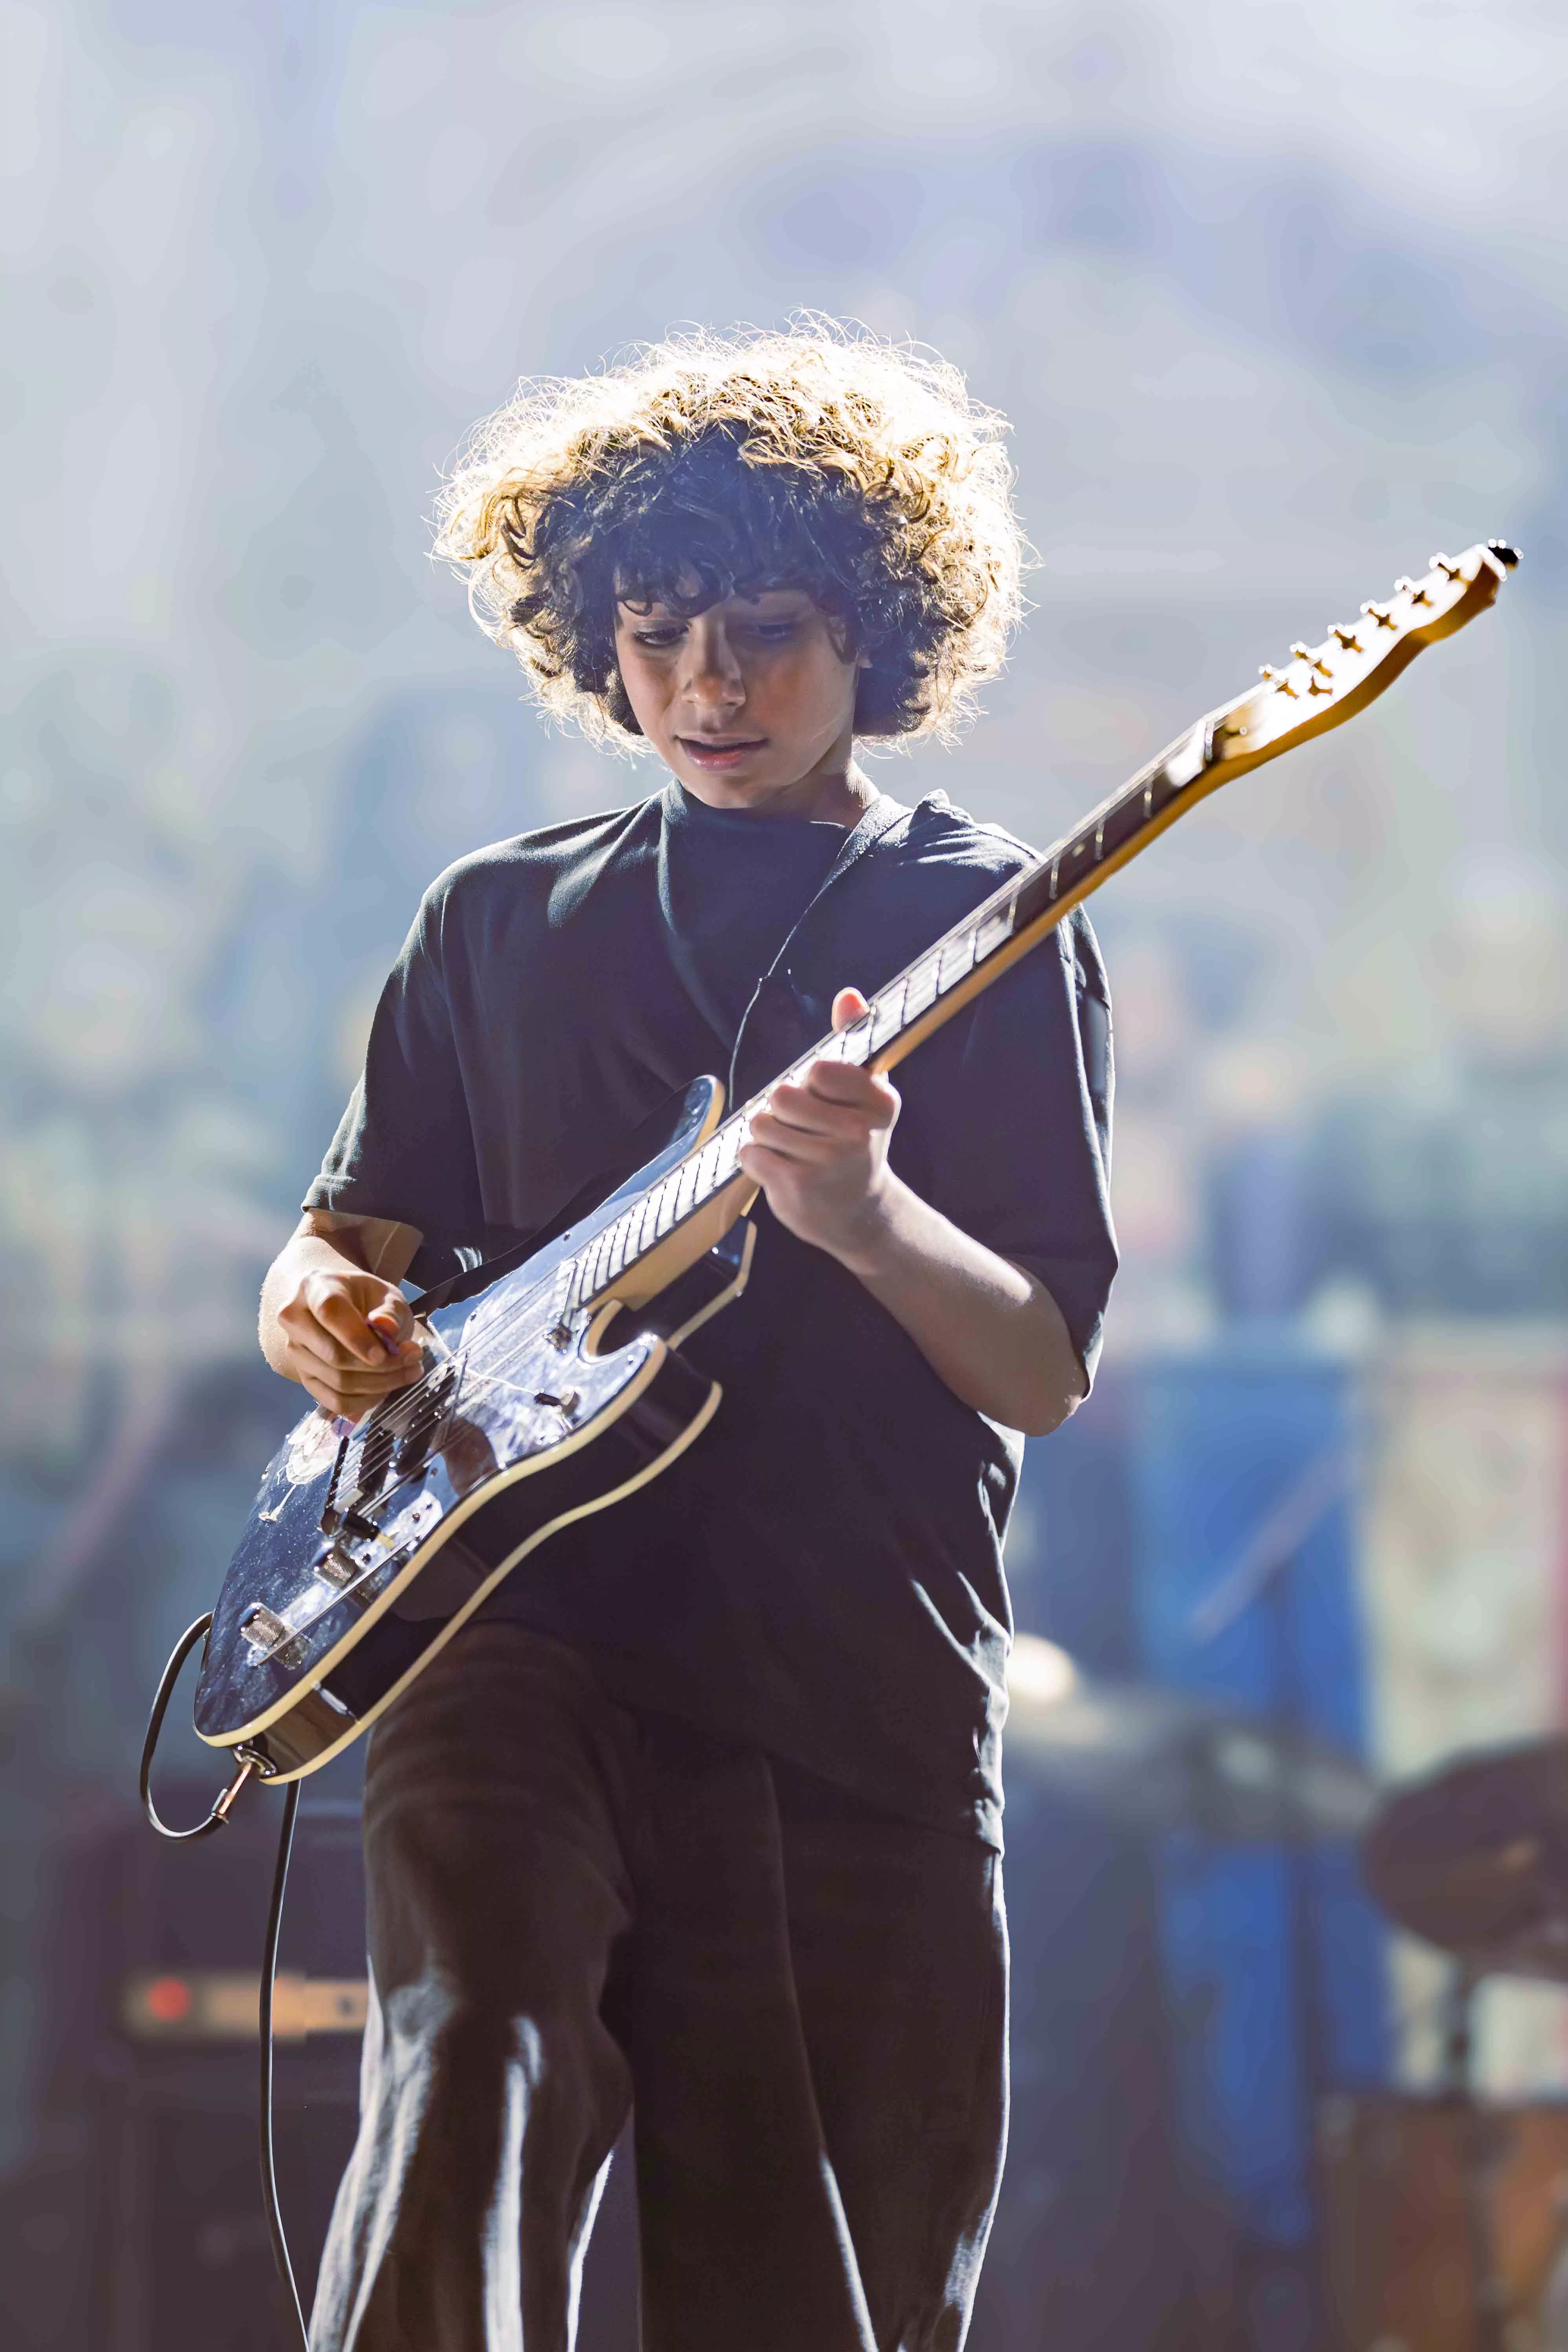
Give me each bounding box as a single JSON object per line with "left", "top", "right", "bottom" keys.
{"left": 1290, "top": 642, "right": 1332, "bottom": 674}
{"left": 1430, "top": 553, "right": 1462, "bottom": 581}
{"left": 1360, "top": 600, "right": 1397, "bottom": 628}
{"left": 1259, "top": 665, "right": 1298, "bottom": 696}
{"left": 1488, "top": 539, "right": 1521, "bottom": 568}
{"left": 1393, "top": 575, "right": 1431, "bottom": 605}
{"left": 1329, "top": 625, "right": 1362, "bottom": 650}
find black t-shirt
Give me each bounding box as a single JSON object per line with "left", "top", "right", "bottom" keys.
{"left": 307, "top": 781, "right": 1117, "bottom": 1847}
{"left": 657, "top": 783, "right": 844, "bottom": 1041}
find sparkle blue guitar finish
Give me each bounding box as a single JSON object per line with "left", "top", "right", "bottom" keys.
{"left": 195, "top": 1078, "right": 746, "bottom": 1778}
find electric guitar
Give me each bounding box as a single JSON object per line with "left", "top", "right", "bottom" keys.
{"left": 193, "top": 541, "right": 1519, "bottom": 1782}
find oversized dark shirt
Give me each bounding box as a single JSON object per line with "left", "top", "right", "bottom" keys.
{"left": 306, "top": 781, "right": 1117, "bottom": 1846}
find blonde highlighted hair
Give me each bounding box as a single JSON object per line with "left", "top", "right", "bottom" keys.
{"left": 432, "top": 317, "right": 1026, "bottom": 751}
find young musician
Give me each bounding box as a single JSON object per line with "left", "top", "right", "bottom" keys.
{"left": 259, "top": 323, "right": 1116, "bottom": 2352}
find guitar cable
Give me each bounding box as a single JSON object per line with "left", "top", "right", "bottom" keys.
{"left": 141, "top": 1613, "right": 310, "bottom": 2351}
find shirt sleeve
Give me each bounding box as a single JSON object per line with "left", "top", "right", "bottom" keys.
{"left": 303, "top": 881, "right": 487, "bottom": 1274}
{"left": 893, "top": 905, "right": 1118, "bottom": 1384}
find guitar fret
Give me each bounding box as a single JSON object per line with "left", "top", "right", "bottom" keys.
{"left": 869, "top": 980, "right": 907, "bottom": 1047}
{"left": 903, "top": 954, "right": 942, "bottom": 1018}
{"left": 838, "top": 1016, "right": 875, "bottom": 1065}
{"left": 694, "top": 1137, "right": 723, "bottom": 1197}
{"left": 937, "top": 932, "right": 977, "bottom": 992}
{"left": 606, "top": 1214, "right": 634, "bottom": 1281}
{"left": 617, "top": 1213, "right": 640, "bottom": 1275}
{"left": 715, "top": 1123, "right": 744, "bottom": 1179}
{"left": 628, "top": 1193, "right": 659, "bottom": 1257}
{"left": 973, "top": 900, "right": 1016, "bottom": 959}
{"left": 674, "top": 1158, "right": 702, "bottom": 1219}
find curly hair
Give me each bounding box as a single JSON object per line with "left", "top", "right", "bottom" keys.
{"left": 431, "top": 319, "right": 1026, "bottom": 752}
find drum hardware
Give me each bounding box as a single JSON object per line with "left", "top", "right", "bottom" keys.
{"left": 1006, "top": 1632, "right": 1378, "bottom": 1843}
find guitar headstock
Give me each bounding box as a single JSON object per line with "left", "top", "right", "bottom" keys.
{"left": 1202, "top": 539, "right": 1520, "bottom": 779}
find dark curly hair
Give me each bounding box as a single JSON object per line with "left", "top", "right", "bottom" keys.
{"left": 432, "top": 321, "right": 1024, "bottom": 753}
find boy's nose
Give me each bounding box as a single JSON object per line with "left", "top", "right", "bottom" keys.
{"left": 676, "top": 614, "right": 745, "bottom": 699}
{"left": 679, "top": 649, "right": 745, "bottom": 709}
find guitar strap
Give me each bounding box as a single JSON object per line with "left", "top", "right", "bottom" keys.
{"left": 727, "top": 789, "right": 912, "bottom": 1106}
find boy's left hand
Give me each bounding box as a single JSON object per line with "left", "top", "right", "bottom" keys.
{"left": 738, "top": 987, "right": 903, "bottom": 1270}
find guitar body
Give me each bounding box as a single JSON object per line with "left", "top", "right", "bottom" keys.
{"left": 193, "top": 1079, "right": 751, "bottom": 1780}
{"left": 188, "top": 543, "right": 1517, "bottom": 1785}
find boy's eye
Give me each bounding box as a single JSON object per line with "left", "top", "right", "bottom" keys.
{"left": 748, "top": 622, "right": 799, "bottom": 643}
{"left": 631, "top": 626, "right": 685, "bottom": 649}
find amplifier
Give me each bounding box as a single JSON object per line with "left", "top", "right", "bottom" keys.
{"left": 120, "top": 1969, "right": 369, "bottom": 2042}
{"left": 2, "top": 1791, "right": 368, "bottom": 2352}
{"left": 2, "top": 1786, "right": 640, "bottom": 2351}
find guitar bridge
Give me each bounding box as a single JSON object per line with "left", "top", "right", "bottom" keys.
{"left": 241, "top": 1603, "right": 307, "bottom": 1670}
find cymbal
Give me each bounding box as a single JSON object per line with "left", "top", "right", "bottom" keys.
{"left": 1006, "top": 1634, "right": 1379, "bottom": 1844}
{"left": 1361, "top": 1739, "right": 1568, "bottom": 1984}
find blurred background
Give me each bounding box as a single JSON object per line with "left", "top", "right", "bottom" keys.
{"left": 2, "top": 1, "right": 1566, "bottom": 2346}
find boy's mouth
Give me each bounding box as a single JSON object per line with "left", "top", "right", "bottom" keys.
{"left": 677, "top": 734, "right": 767, "bottom": 770}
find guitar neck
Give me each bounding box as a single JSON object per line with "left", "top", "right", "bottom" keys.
{"left": 566, "top": 539, "right": 1514, "bottom": 1313}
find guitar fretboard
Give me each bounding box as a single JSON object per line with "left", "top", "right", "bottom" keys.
{"left": 563, "top": 720, "right": 1209, "bottom": 1312}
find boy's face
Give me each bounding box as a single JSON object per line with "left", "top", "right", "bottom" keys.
{"left": 613, "top": 584, "right": 864, "bottom": 816}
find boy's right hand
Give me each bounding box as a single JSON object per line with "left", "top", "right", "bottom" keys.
{"left": 268, "top": 1254, "right": 424, "bottom": 1422}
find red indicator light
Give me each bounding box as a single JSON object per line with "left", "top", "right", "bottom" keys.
{"left": 144, "top": 1975, "right": 194, "bottom": 2023}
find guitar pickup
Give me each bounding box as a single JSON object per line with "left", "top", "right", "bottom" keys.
{"left": 241, "top": 1603, "right": 307, "bottom": 1670}
{"left": 314, "top": 1546, "right": 361, "bottom": 1591}
{"left": 317, "top": 1490, "right": 443, "bottom": 1595}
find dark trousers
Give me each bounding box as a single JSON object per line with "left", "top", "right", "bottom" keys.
{"left": 311, "top": 1625, "right": 1008, "bottom": 2352}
